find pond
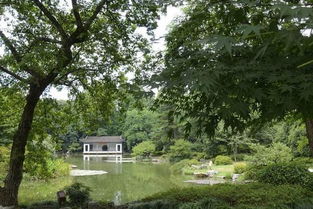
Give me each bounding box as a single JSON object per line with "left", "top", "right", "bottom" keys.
{"left": 19, "top": 155, "right": 196, "bottom": 205}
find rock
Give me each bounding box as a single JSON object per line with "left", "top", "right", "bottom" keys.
{"left": 207, "top": 170, "right": 218, "bottom": 177}
{"left": 184, "top": 179, "right": 225, "bottom": 185}
{"left": 191, "top": 164, "right": 208, "bottom": 169}
{"left": 232, "top": 174, "right": 241, "bottom": 181}
{"left": 70, "top": 169, "right": 108, "bottom": 176}
{"left": 0, "top": 206, "right": 15, "bottom": 209}
{"left": 194, "top": 172, "right": 208, "bottom": 178}
{"left": 71, "top": 164, "right": 78, "bottom": 168}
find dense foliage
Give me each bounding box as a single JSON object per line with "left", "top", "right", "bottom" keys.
{"left": 64, "top": 183, "right": 91, "bottom": 208}
{"left": 132, "top": 141, "right": 156, "bottom": 159}
{"left": 214, "top": 155, "right": 233, "bottom": 165}
{"left": 233, "top": 162, "right": 247, "bottom": 174}
{"left": 168, "top": 139, "right": 193, "bottom": 162}
{"left": 156, "top": 0, "right": 313, "bottom": 155}
{"left": 255, "top": 163, "right": 313, "bottom": 190}
{"left": 245, "top": 142, "right": 293, "bottom": 166}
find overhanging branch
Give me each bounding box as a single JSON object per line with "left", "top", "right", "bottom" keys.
{"left": 0, "top": 66, "right": 29, "bottom": 83}
{"left": 0, "top": 30, "right": 22, "bottom": 62}
{"left": 33, "top": 0, "right": 69, "bottom": 40}
{"left": 0, "top": 30, "right": 42, "bottom": 78}
{"left": 84, "top": 0, "right": 108, "bottom": 29}
{"left": 71, "top": 0, "right": 83, "bottom": 28}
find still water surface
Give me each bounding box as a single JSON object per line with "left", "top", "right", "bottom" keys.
{"left": 19, "top": 155, "right": 194, "bottom": 205}
{"left": 67, "top": 155, "right": 192, "bottom": 204}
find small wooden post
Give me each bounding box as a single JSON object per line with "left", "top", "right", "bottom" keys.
{"left": 57, "top": 190, "right": 66, "bottom": 206}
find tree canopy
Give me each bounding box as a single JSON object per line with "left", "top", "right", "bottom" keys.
{"left": 156, "top": 0, "right": 313, "bottom": 153}
{"left": 0, "top": 0, "right": 178, "bottom": 206}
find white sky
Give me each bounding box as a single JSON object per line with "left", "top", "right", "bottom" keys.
{"left": 50, "top": 6, "right": 183, "bottom": 100}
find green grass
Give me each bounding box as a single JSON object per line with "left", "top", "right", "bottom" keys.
{"left": 19, "top": 176, "right": 73, "bottom": 206}
{"left": 182, "top": 163, "right": 235, "bottom": 177}
{"left": 211, "top": 164, "right": 234, "bottom": 176}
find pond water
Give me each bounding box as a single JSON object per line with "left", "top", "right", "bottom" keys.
{"left": 19, "top": 155, "right": 196, "bottom": 205}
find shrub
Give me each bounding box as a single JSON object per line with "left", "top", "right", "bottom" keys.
{"left": 168, "top": 139, "right": 193, "bottom": 162}
{"left": 143, "top": 183, "right": 313, "bottom": 208}
{"left": 214, "top": 155, "right": 233, "bottom": 165}
{"left": 171, "top": 159, "right": 200, "bottom": 174}
{"left": 292, "top": 157, "right": 313, "bottom": 168}
{"left": 245, "top": 143, "right": 293, "bottom": 166}
{"left": 65, "top": 183, "right": 91, "bottom": 207}
{"left": 194, "top": 152, "right": 207, "bottom": 161}
{"left": 234, "top": 162, "right": 247, "bottom": 174}
{"left": 24, "top": 158, "right": 70, "bottom": 180}
{"left": 132, "top": 141, "right": 156, "bottom": 158}
{"left": 255, "top": 163, "right": 313, "bottom": 190}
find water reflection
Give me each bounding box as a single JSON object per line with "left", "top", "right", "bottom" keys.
{"left": 67, "top": 155, "right": 192, "bottom": 204}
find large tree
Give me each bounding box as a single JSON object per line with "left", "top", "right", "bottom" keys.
{"left": 156, "top": 0, "right": 313, "bottom": 154}
{"left": 0, "top": 0, "right": 174, "bottom": 206}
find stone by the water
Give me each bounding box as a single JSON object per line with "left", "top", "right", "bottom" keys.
{"left": 71, "top": 164, "right": 78, "bottom": 168}
{"left": 184, "top": 179, "right": 225, "bottom": 185}
{"left": 70, "top": 169, "right": 108, "bottom": 176}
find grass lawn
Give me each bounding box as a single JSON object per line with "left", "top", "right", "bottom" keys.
{"left": 183, "top": 163, "right": 236, "bottom": 177}
{"left": 211, "top": 164, "right": 234, "bottom": 177}
{"left": 18, "top": 176, "right": 73, "bottom": 206}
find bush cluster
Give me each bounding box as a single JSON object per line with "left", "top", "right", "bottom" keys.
{"left": 132, "top": 141, "right": 156, "bottom": 159}
{"left": 168, "top": 140, "right": 193, "bottom": 162}
{"left": 245, "top": 143, "right": 293, "bottom": 166}
{"left": 233, "top": 162, "right": 247, "bottom": 174}
{"left": 214, "top": 155, "right": 233, "bottom": 165}
{"left": 65, "top": 182, "right": 91, "bottom": 208}
{"left": 255, "top": 163, "right": 313, "bottom": 190}
{"left": 24, "top": 158, "right": 70, "bottom": 180}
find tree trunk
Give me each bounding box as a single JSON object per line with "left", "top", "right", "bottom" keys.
{"left": 305, "top": 119, "right": 313, "bottom": 157}
{"left": 0, "top": 84, "right": 45, "bottom": 207}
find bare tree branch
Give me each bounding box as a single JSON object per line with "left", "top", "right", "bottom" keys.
{"left": 0, "top": 66, "right": 28, "bottom": 83}
{"left": 84, "top": 0, "right": 108, "bottom": 29}
{"left": 37, "top": 37, "right": 62, "bottom": 43}
{"left": 71, "top": 0, "right": 83, "bottom": 28}
{"left": 68, "top": 0, "right": 107, "bottom": 44}
{"left": 0, "top": 30, "right": 43, "bottom": 78}
{"left": 33, "top": 0, "right": 69, "bottom": 40}
{"left": 0, "top": 30, "right": 22, "bottom": 62}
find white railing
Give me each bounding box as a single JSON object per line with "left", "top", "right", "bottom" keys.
{"left": 83, "top": 150, "right": 122, "bottom": 154}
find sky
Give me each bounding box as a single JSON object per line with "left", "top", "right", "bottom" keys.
{"left": 50, "top": 6, "right": 183, "bottom": 100}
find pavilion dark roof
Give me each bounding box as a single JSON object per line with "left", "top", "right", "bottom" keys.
{"left": 80, "top": 136, "right": 124, "bottom": 143}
